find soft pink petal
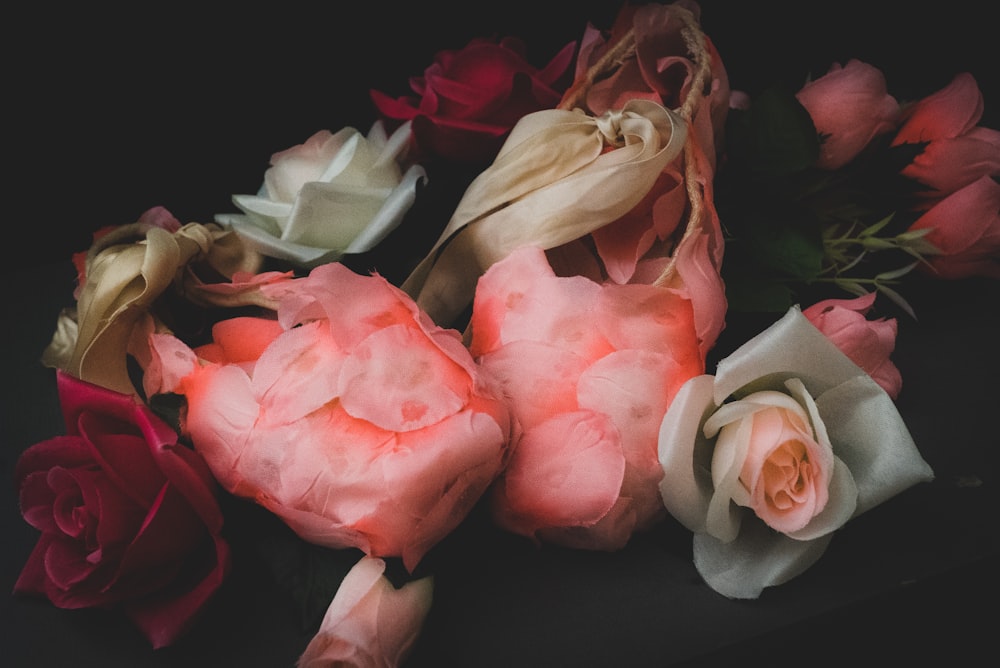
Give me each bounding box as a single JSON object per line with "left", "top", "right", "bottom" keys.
{"left": 297, "top": 556, "right": 432, "bottom": 668}
{"left": 910, "top": 175, "right": 1000, "bottom": 278}
{"left": 478, "top": 340, "right": 587, "bottom": 431}
{"left": 796, "top": 60, "right": 901, "bottom": 169}
{"left": 469, "top": 244, "right": 558, "bottom": 357}
{"left": 251, "top": 321, "right": 346, "bottom": 424}
{"left": 496, "top": 410, "right": 626, "bottom": 533}
{"left": 338, "top": 324, "right": 470, "bottom": 432}
{"left": 902, "top": 127, "right": 1000, "bottom": 196}
{"left": 893, "top": 72, "right": 984, "bottom": 145}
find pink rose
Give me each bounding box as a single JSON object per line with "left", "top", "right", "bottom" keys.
{"left": 470, "top": 246, "right": 704, "bottom": 550}
{"left": 370, "top": 36, "right": 576, "bottom": 164}
{"left": 891, "top": 73, "right": 1000, "bottom": 201}
{"left": 707, "top": 384, "right": 836, "bottom": 535}
{"left": 297, "top": 556, "right": 432, "bottom": 668}
{"left": 795, "top": 59, "right": 901, "bottom": 169}
{"left": 907, "top": 174, "right": 1000, "bottom": 279}
{"left": 146, "top": 263, "right": 511, "bottom": 571}
{"left": 802, "top": 292, "right": 902, "bottom": 399}
{"left": 14, "top": 371, "right": 231, "bottom": 648}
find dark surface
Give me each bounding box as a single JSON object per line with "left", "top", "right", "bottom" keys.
{"left": 5, "top": 2, "right": 999, "bottom": 666}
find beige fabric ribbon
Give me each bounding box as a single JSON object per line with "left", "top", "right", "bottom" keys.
{"left": 401, "top": 98, "right": 687, "bottom": 327}
{"left": 66, "top": 222, "right": 259, "bottom": 395}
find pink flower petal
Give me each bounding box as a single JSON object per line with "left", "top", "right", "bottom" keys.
{"left": 498, "top": 410, "right": 626, "bottom": 532}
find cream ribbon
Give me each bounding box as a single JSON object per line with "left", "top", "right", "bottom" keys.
{"left": 401, "top": 98, "right": 687, "bottom": 327}
{"left": 66, "top": 222, "right": 259, "bottom": 395}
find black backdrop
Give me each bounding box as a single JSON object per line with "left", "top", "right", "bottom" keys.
{"left": 5, "top": 2, "right": 998, "bottom": 666}
{"left": 9, "top": 1, "right": 997, "bottom": 268}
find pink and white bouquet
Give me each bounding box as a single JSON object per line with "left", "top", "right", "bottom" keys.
{"left": 11, "top": 1, "right": 998, "bottom": 665}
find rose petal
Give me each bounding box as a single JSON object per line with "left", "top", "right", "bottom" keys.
{"left": 498, "top": 410, "right": 626, "bottom": 532}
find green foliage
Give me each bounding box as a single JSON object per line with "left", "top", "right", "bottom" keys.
{"left": 716, "top": 86, "right": 935, "bottom": 314}
{"left": 725, "top": 86, "right": 820, "bottom": 179}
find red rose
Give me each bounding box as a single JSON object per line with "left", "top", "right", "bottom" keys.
{"left": 370, "top": 36, "right": 576, "bottom": 164}
{"left": 14, "top": 371, "right": 231, "bottom": 648}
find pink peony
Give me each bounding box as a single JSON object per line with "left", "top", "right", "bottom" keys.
{"left": 371, "top": 36, "right": 575, "bottom": 164}
{"left": 795, "top": 59, "right": 901, "bottom": 170}
{"left": 802, "top": 292, "right": 902, "bottom": 399}
{"left": 297, "top": 556, "right": 432, "bottom": 668}
{"left": 891, "top": 73, "right": 1000, "bottom": 202}
{"left": 146, "top": 263, "right": 511, "bottom": 571}
{"left": 469, "top": 245, "right": 704, "bottom": 550}
{"left": 907, "top": 175, "right": 1000, "bottom": 279}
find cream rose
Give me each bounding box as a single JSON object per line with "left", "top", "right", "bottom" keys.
{"left": 216, "top": 121, "right": 426, "bottom": 268}
{"left": 658, "top": 306, "right": 933, "bottom": 599}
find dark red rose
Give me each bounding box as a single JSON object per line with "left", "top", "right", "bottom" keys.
{"left": 370, "top": 36, "right": 576, "bottom": 164}
{"left": 14, "top": 370, "right": 231, "bottom": 648}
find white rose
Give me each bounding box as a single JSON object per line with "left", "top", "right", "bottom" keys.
{"left": 216, "top": 120, "right": 426, "bottom": 268}
{"left": 657, "top": 306, "right": 933, "bottom": 599}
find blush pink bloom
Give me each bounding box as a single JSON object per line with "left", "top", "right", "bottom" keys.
{"left": 297, "top": 556, "right": 432, "bottom": 668}
{"left": 146, "top": 263, "right": 511, "bottom": 572}
{"left": 891, "top": 73, "right": 1000, "bottom": 202}
{"left": 370, "top": 36, "right": 575, "bottom": 164}
{"left": 706, "top": 387, "right": 836, "bottom": 536}
{"left": 14, "top": 371, "right": 231, "bottom": 648}
{"left": 795, "top": 59, "right": 901, "bottom": 170}
{"left": 802, "top": 292, "right": 902, "bottom": 399}
{"left": 470, "top": 245, "right": 704, "bottom": 551}
{"left": 907, "top": 175, "right": 1000, "bottom": 279}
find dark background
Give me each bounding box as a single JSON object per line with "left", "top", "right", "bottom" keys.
{"left": 7, "top": 0, "right": 997, "bottom": 270}
{"left": 4, "top": 2, "right": 998, "bottom": 666}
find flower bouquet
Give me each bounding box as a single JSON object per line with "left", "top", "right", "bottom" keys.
{"left": 5, "top": 1, "right": 998, "bottom": 666}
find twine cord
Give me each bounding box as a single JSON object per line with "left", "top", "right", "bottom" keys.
{"left": 554, "top": 4, "right": 714, "bottom": 289}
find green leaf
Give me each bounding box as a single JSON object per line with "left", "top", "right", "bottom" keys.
{"left": 726, "top": 86, "right": 820, "bottom": 179}
{"left": 858, "top": 213, "right": 895, "bottom": 238}
{"left": 833, "top": 279, "right": 869, "bottom": 297}
{"left": 876, "top": 283, "right": 917, "bottom": 319}
{"left": 875, "top": 261, "right": 919, "bottom": 281}
{"left": 745, "top": 220, "right": 825, "bottom": 280}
